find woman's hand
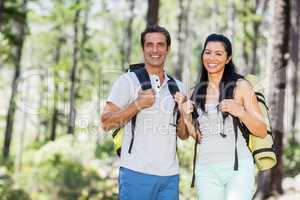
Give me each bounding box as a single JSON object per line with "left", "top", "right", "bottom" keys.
{"left": 219, "top": 99, "right": 246, "bottom": 118}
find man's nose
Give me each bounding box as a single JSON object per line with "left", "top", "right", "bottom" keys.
{"left": 152, "top": 45, "right": 158, "bottom": 52}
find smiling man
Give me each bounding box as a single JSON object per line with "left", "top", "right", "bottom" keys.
{"left": 101, "top": 25, "right": 188, "bottom": 200}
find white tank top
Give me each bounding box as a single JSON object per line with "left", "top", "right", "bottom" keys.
{"left": 196, "top": 104, "right": 252, "bottom": 166}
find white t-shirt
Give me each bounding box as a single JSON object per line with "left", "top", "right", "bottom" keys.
{"left": 107, "top": 71, "right": 186, "bottom": 176}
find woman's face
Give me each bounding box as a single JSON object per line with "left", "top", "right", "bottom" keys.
{"left": 202, "top": 41, "right": 231, "bottom": 75}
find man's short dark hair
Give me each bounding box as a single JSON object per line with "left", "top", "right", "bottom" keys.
{"left": 140, "top": 25, "right": 171, "bottom": 48}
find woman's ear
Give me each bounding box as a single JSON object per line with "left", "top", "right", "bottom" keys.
{"left": 226, "top": 56, "right": 232, "bottom": 64}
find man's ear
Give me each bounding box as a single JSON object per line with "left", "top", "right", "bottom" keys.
{"left": 226, "top": 56, "right": 232, "bottom": 64}
{"left": 167, "top": 46, "right": 171, "bottom": 53}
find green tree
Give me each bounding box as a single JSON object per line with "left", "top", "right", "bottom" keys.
{"left": 67, "top": 0, "right": 81, "bottom": 135}
{"left": 290, "top": 0, "right": 300, "bottom": 142}
{"left": 0, "top": 0, "right": 4, "bottom": 30}
{"left": 263, "top": 0, "right": 290, "bottom": 198}
{"left": 147, "top": 0, "right": 159, "bottom": 26}
{"left": 2, "top": 0, "right": 28, "bottom": 160}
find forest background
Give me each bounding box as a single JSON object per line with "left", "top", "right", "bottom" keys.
{"left": 0, "top": 0, "right": 300, "bottom": 199}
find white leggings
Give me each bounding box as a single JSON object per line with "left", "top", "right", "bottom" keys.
{"left": 195, "top": 159, "right": 256, "bottom": 200}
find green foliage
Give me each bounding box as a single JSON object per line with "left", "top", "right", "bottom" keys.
{"left": 26, "top": 140, "right": 48, "bottom": 150}
{"left": 0, "top": 33, "right": 11, "bottom": 63}
{"left": 13, "top": 135, "right": 118, "bottom": 199}
{"left": 0, "top": 156, "right": 15, "bottom": 173}
{"left": 1, "top": 0, "right": 29, "bottom": 62}
{"left": 177, "top": 139, "right": 197, "bottom": 199}
{"left": 283, "top": 139, "right": 300, "bottom": 177}
{"left": 37, "top": 154, "right": 97, "bottom": 199}
{"left": 95, "top": 138, "right": 115, "bottom": 160}
{"left": 0, "top": 167, "right": 31, "bottom": 200}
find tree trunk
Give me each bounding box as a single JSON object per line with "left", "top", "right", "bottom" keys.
{"left": 146, "top": 0, "right": 159, "bottom": 26}
{"left": 15, "top": 80, "right": 30, "bottom": 172}
{"left": 2, "top": 0, "right": 27, "bottom": 159}
{"left": 250, "top": 21, "right": 259, "bottom": 74}
{"left": 76, "top": 0, "right": 89, "bottom": 79}
{"left": 290, "top": 0, "right": 300, "bottom": 142}
{"left": 174, "top": 0, "right": 191, "bottom": 80}
{"left": 227, "top": 0, "right": 235, "bottom": 43}
{"left": 80, "top": 0, "right": 89, "bottom": 59}
{"left": 78, "top": 1, "right": 90, "bottom": 77}
{"left": 174, "top": 0, "right": 184, "bottom": 80}
{"left": 0, "top": 0, "right": 4, "bottom": 30}
{"left": 50, "top": 35, "right": 63, "bottom": 141}
{"left": 250, "top": 0, "right": 268, "bottom": 74}
{"left": 241, "top": 0, "right": 250, "bottom": 71}
{"left": 242, "top": 25, "right": 249, "bottom": 71}
{"left": 121, "top": 0, "right": 135, "bottom": 71}
{"left": 67, "top": 0, "right": 81, "bottom": 134}
{"left": 210, "top": 0, "right": 220, "bottom": 32}
{"left": 265, "top": 0, "right": 290, "bottom": 197}
{"left": 35, "top": 65, "right": 47, "bottom": 141}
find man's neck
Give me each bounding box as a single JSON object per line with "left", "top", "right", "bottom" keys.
{"left": 145, "top": 64, "right": 165, "bottom": 84}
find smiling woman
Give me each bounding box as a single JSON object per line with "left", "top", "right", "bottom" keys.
{"left": 202, "top": 41, "right": 231, "bottom": 75}
{"left": 178, "top": 34, "right": 267, "bottom": 200}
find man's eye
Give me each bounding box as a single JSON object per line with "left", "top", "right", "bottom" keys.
{"left": 146, "top": 43, "right": 153, "bottom": 47}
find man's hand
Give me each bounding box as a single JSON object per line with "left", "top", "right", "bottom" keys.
{"left": 174, "top": 92, "right": 187, "bottom": 106}
{"left": 180, "top": 100, "right": 195, "bottom": 119}
{"left": 135, "top": 89, "right": 155, "bottom": 110}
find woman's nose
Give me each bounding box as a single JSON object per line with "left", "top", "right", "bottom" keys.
{"left": 208, "top": 53, "right": 216, "bottom": 60}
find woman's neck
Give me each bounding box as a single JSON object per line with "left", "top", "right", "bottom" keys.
{"left": 206, "top": 71, "right": 224, "bottom": 103}
{"left": 208, "top": 72, "right": 223, "bottom": 88}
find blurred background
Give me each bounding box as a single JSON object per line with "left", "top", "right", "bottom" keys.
{"left": 0, "top": 0, "right": 299, "bottom": 199}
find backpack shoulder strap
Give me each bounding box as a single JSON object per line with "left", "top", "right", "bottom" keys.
{"left": 190, "top": 90, "right": 201, "bottom": 188}
{"left": 131, "top": 63, "right": 152, "bottom": 90}
{"left": 127, "top": 63, "right": 152, "bottom": 154}
{"left": 166, "top": 75, "right": 180, "bottom": 95}
{"left": 166, "top": 75, "right": 181, "bottom": 126}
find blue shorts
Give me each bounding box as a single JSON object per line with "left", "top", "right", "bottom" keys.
{"left": 119, "top": 167, "right": 179, "bottom": 200}
{"left": 195, "top": 159, "right": 256, "bottom": 200}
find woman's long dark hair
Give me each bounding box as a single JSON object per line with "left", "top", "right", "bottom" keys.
{"left": 192, "top": 34, "right": 243, "bottom": 117}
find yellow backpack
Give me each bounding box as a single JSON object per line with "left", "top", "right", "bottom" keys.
{"left": 239, "top": 74, "right": 277, "bottom": 171}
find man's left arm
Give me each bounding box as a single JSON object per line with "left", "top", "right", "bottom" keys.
{"left": 174, "top": 82, "right": 189, "bottom": 140}
{"left": 176, "top": 112, "right": 189, "bottom": 139}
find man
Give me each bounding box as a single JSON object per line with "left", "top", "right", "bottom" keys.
{"left": 101, "top": 25, "right": 188, "bottom": 200}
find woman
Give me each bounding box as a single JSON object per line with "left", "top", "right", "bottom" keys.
{"left": 177, "top": 34, "right": 267, "bottom": 200}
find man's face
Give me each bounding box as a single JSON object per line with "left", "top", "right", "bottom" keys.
{"left": 142, "top": 32, "right": 169, "bottom": 68}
